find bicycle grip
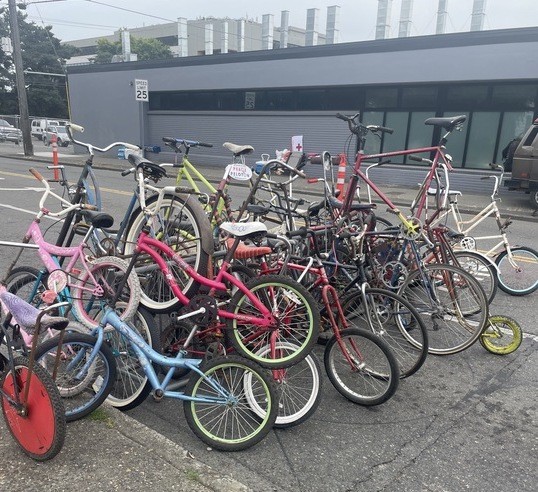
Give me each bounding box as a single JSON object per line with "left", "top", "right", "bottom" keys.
{"left": 68, "top": 123, "right": 84, "bottom": 133}
{"left": 162, "top": 137, "right": 176, "bottom": 143}
{"left": 409, "top": 155, "right": 424, "bottom": 162}
{"left": 124, "top": 143, "right": 140, "bottom": 151}
{"left": 378, "top": 126, "right": 394, "bottom": 134}
{"left": 121, "top": 168, "right": 134, "bottom": 177}
{"left": 198, "top": 142, "right": 213, "bottom": 148}
{"left": 286, "top": 227, "right": 308, "bottom": 238}
{"left": 335, "top": 112, "right": 348, "bottom": 121}
{"left": 29, "top": 168, "right": 44, "bottom": 181}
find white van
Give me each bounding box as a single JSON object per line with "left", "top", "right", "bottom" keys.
{"left": 31, "top": 119, "right": 59, "bottom": 140}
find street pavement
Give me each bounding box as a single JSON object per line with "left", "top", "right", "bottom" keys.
{"left": 0, "top": 142, "right": 537, "bottom": 491}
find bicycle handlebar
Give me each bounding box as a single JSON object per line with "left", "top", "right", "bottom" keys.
{"left": 65, "top": 122, "right": 141, "bottom": 155}
{"left": 29, "top": 168, "right": 44, "bottom": 182}
{"left": 162, "top": 137, "right": 213, "bottom": 149}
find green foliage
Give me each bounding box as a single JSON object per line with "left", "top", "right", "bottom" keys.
{"left": 0, "top": 8, "right": 77, "bottom": 118}
{"left": 91, "top": 36, "right": 173, "bottom": 64}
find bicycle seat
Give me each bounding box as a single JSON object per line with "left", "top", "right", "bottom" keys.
{"left": 220, "top": 221, "right": 267, "bottom": 239}
{"left": 225, "top": 238, "right": 272, "bottom": 259}
{"left": 424, "top": 115, "right": 466, "bottom": 131}
{"left": 327, "top": 196, "right": 377, "bottom": 212}
{"left": 0, "top": 292, "right": 70, "bottom": 334}
{"left": 79, "top": 209, "right": 114, "bottom": 229}
{"left": 223, "top": 142, "right": 254, "bottom": 156}
{"left": 246, "top": 204, "right": 271, "bottom": 216}
{"left": 128, "top": 154, "right": 168, "bottom": 182}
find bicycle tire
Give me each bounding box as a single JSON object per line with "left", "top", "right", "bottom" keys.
{"left": 5, "top": 266, "right": 48, "bottom": 306}
{"left": 70, "top": 256, "right": 141, "bottom": 330}
{"left": 226, "top": 274, "right": 320, "bottom": 368}
{"left": 340, "top": 288, "right": 429, "bottom": 378}
{"left": 453, "top": 250, "right": 498, "bottom": 305}
{"left": 398, "top": 263, "right": 488, "bottom": 355}
{"left": 183, "top": 355, "right": 277, "bottom": 451}
{"left": 323, "top": 328, "right": 399, "bottom": 405}
{"left": 249, "top": 341, "right": 322, "bottom": 428}
{"left": 124, "top": 193, "right": 212, "bottom": 313}
{"left": 1, "top": 356, "right": 66, "bottom": 461}
{"left": 34, "top": 333, "right": 116, "bottom": 422}
{"left": 479, "top": 315, "right": 523, "bottom": 355}
{"left": 105, "top": 306, "right": 161, "bottom": 411}
{"left": 495, "top": 246, "right": 538, "bottom": 296}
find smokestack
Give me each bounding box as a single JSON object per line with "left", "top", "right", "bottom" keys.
{"left": 326, "top": 5, "right": 340, "bottom": 44}
{"left": 305, "top": 8, "right": 319, "bottom": 46}
{"left": 280, "top": 10, "right": 289, "bottom": 48}
{"left": 238, "top": 20, "right": 245, "bottom": 52}
{"left": 470, "top": 0, "right": 487, "bottom": 31}
{"left": 205, "top": 23, "right": 213, "bottom": 55}
{"left": 221, "top": 21, "right": 229, "bottom": 54}
{"left": 177, "top": 17, "right": 188, "bottom": 57}
{"left": 262, "top": 14, "right": 274, "bottom": 50}
{"left": 436, "top": 0, "right": 448, "bottom": 34}
{"left": 398, "top": 0, "right": 414, "bottom": 38}
{"left": 375, "top": 0, "right": 393, "bottom": 40}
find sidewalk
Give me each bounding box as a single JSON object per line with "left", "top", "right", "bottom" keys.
{"left": 0, "top": 404, "right": 250, "bottom": 492}
{"left": 2, "top": 145, "right": 537, "bottom": 222}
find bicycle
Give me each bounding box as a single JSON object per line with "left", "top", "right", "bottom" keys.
{"left": 426, "top": 163, "right": 538, "bottom": 296}
{"left": 36, "top": 304, "right": 279, "bottom": 451}
{"left": 0, "top": 286, "right": 67, "bottom": 460}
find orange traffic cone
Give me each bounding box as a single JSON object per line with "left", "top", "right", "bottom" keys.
{"left": 51, "top": 133, "right": 59, "bottom": 180}
{"left": 336, "top": 153, "right": 347, "bottom": 199}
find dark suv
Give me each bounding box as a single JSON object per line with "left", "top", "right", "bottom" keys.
{"left": 504, "top": 118, "right": 538, "bottom": 208}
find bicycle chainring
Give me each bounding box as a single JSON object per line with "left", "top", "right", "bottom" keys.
{"left": 399, "top": 217, "right": 422, "bottom": 240}
{"left": 381, "top": 261, "right": 408, "bottom": 288}
{"left": 458, "top": 236, "right": 476, "bottom": 250}
{"left": 186, "top": 295, "right": 218, "bottom": 327}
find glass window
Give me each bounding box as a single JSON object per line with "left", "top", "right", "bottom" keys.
{"left": 263, "top": 90, "right": 294, "bottom": 110}
{"left": 365, "top": 87, "right": 398, "bottom": 109}
{"left": 446, "top": 85, "right": 488, "bottom": 109}
{"left": 406, "top": 112, "right": 436, "bottom": 161}
{"left": 442, "top": 112, "right": 469, "bottom": 168}
{"left": 465, "top": 112, "right": 501, "bottom": 169}
{"left": 297, "top": 89, "right": 326, "bottom": 110}
{"left": 401, "top": 86, "right": 438, "bottom": 109}
{"left": 492, "top": 85, "right": 536, "bottom": 110}
{"left": 383, "top": 112, "right": 408, "bottom": 158}
{"left": 218, "top": 91, "right": 242, "bottom": 110}
{"left": 326, "top": 87, "right": 362, "bottom": 110}
{"left": 495, "top": 111, "right": 534, "bottom": 163}
{"left": 362, "top": 112, "right": 384, "bottom": 154}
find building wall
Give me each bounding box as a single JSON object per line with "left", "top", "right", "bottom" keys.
{"left": 66, "top": 27, "right": 538, "bottom": 187}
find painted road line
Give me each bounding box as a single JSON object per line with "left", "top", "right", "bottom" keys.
{"left": 0, "top": 202, "right": 63, "bottom": 221}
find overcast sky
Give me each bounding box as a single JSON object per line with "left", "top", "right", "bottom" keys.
{"left": 12, "top": 0, "right": 538, "bottom": 42}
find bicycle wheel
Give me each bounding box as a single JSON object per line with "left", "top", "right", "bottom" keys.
{"left": 398, "top": 263, "right": 488, "bottom": 355}
{"left": 340, "top": 288, "right": 429, "bottom": 378}
{"left": 70, "top": 256, "right": 141, "bottom": 330}
{"left": 323, "top": 328, "right": 399, "bottom": 406}
{"left": 495, "top": 246, "right": 538, "bottom": 296}
{"left": 1, "top": 356, "right": 66, "bottom": 461}
{"left": 453, "top": 251, "right": 498, "bottom": 304}
{"left": 226, "top": 274, "right": 320, "bottom": 368}
{"left": 34, "top": 333, "right": 116, "bottom": 422}
{"left": 5, "top": 266, "right": 48, "bottom": 306}
{"left": 124, "top": 193, "right": 212, "bottom": 313}
{"left": 248, "top": 342, "right": 322, "bottom": 429}
{"left": 105, "top": 306, "right": 161, "bottom": 411}
{"left": 479, "top": 315, "right": 523, "bottom": 355}
{"left": 183, "top": 355, "right": 277, "bottom": 451}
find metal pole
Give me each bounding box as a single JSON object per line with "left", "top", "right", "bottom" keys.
{"left": 7, "top": 0, "right": 33, "bottom": 156}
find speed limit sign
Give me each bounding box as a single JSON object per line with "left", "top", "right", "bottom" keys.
{"left": 135, "top": 79, "right": 149, "bottom": 101}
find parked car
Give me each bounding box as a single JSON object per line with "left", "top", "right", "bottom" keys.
{"left": 43, "top": 125, "right": 70, "bottom": 147}
{"left": 31, "top": 118, "right": 59, "bottom": 140}
{"left": 504, "top": 117, "right": 538, "bottom": 208}
{"left": 0, "top": 119, "right": 23, "bottom": 144}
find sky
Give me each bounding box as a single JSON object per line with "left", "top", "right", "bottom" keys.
{"left": 7, "top": 0, "right": 538, "bottom": 43}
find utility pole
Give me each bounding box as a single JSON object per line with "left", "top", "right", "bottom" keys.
{"left": 8, "top": 0, "right": 33, "bottom": 156}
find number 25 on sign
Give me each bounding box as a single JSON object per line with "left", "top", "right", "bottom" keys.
{"left": 135, "top": 79, "right": 149, "bottom": 101}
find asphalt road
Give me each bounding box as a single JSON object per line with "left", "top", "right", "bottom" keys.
{"left": 0, "top": 158, "right": 537, "bottom": 492}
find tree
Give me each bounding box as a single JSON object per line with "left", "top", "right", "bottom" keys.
{"left": 91, "top": 36, "right": 173, "bottom": 64}
{"left": 0, "top": 7, "right": 78, "bottom": 117}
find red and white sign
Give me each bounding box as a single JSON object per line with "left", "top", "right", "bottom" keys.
{"left": 226, "top": 163, "right": 252, "bottom": 181}
{"left": 291, "top": 135, "right": 304, "bottom": 152}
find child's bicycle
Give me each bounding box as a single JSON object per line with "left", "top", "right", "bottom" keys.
{"left": 0, "top": 287, "right": 68, "bottom": 460}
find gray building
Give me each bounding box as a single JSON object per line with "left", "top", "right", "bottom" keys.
{"left": 66, "top": 26, "right": 538, "bottom": 179}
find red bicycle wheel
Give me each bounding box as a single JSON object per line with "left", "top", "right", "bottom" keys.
{"left": 1, "top": 357, "right": 66, "bottom": 461}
